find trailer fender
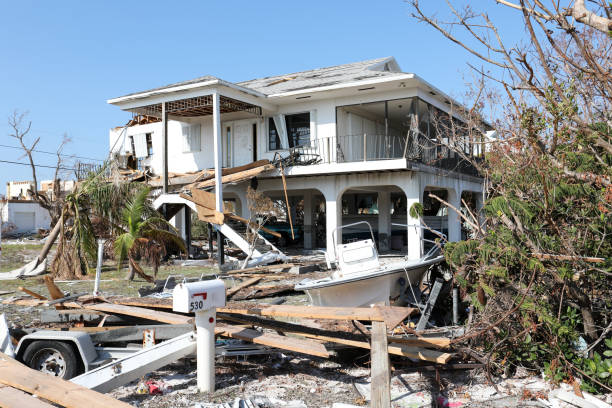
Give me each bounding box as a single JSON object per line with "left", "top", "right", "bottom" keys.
{"left": 15, "top": 330, "right": 98, "bottom": 373}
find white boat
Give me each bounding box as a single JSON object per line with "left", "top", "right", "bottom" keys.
{"left": 295, "top": 222, "right": 444, "bottom": 307}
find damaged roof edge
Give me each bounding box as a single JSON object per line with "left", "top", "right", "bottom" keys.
{"left": 107, "top": 78, "right": 267, "bottom": 106}
{"left": 265, "top": 73, "right": 416, "bottom": 98}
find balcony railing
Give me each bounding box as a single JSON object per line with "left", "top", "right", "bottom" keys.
{"left": 291, "top": 133, "right": 481, "bottom": 176}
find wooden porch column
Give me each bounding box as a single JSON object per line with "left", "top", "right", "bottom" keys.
{"left": 212, "top": 92, "right": 224, "bottom": 265}
{"left": 162, "top": 102, "right": 169, "bottom": 194}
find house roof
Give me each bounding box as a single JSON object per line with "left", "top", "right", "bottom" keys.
{"left": 109, "top": 57, "right": 410, "bottom": 103}
{"left": 236, "top": 56, "right": 407, "bottom": 96}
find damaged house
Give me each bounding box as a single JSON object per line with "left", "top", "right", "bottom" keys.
{"left": 108, "top": 57, "right": 487, "bottom": 261}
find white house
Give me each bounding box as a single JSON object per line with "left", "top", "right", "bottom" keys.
{"left": 1, "top": 199, "right": 51, "bottom": 235}
{"left": 108, "top": 57, "right": 485, "bottom": 259}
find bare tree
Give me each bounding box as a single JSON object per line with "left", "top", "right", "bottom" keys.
{"left": 8, "top": 110, "right": 70, "bottom": 225}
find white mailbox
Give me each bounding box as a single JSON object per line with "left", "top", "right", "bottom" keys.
{"left": 172, "top": 278, "right": 226, "bottom": 393}
{"left": 172, "top": 279, "right": 226, "bottom": 314}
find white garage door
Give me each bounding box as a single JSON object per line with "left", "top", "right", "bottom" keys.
{"left": 14, "top": 211, "right": 35, "bottom": 232}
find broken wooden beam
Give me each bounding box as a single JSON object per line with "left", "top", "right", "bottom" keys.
{"left": 196, "top": 164, "right": 276, "bottom": 189}
{"left": 215, "top": 323, "right": 328, "bottom": 358}
{"left": 0, "top": 352, "right": 133, "bottom": 408}
{"left": 226, "top": 277, "right": 262, "bottom": 298}
{"left": 17, "top": 287, "right": 47, "bottom": 300}
{"left": 78, "top": 303, "right": 192, "bottom": 325}
{"left": 43, "top": 276, "right": 67, "bottom": 310}
{"left": 219, "top": 312, "right": 451, "bottom": 349}
{"left": 217, "top": 304, "right": 416, "bottom": 329}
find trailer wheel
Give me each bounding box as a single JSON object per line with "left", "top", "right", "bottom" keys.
{"left": 22, "top": 340, "right": 78, "bottom": 379}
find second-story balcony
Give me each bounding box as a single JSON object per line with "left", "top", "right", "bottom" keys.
{"left": 292, "top": 132, "right": 482, "bottom": 177}
{"left": 289, "top": 96, "right": 485, "bottom": 177}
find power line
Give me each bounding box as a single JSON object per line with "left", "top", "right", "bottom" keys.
{"left": 0, "top": 144, "right": 104, "bottom": 162}
{"left": 0, "top": 159, "right": 76, "bottom": 171}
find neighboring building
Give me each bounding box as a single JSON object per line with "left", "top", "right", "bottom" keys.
{"left": 0, "top": 199, "right": 51, "bottom": 235}
{"left": 2, "top": 179, "right": 70, "bottom": 235}
{"left": 41, "top": 179, "right": 75, "bottom": 199}
{"left": 6, "top": 180, "right": 35, "bottom": 200}
{"left": 108, "top": 57, "right": 486, "bottom": 257}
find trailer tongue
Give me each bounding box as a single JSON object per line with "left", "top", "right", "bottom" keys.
{"left": 70, "top": 331, "right": 196, "bottom": 393}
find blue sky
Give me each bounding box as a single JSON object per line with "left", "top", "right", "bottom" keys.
{"left": 0, "top": 1, "right": 524, "bottom": 192}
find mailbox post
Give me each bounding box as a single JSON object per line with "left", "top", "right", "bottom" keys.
{"left": 173, "top": 279, "right": 225, "bottom": 392}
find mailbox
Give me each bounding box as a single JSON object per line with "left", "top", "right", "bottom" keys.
{"left": 172, "top": 279, "right": 226, "bottom": 314}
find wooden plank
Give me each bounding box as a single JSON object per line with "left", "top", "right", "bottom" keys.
{"left": 1, "top": 297, "right": 82, "bottom": 308}
{"left": 194, "top": 205, "right": 225, "bottom": 224}
{"left": 80, "top": 303, "right": 192, "bottom": 325}
{"left": 290, "top": 332, "right": 453, "bottom": 363}
{"left": 215, "top": 324, "right": 328, "bottom": 358}
{"left": 216, "top": 305, "right": 416, "bottom": 329}
{"left": 196, "top": 164, "right": 276, "bottom": 189}
{"left": 371, "top": 320, "right": 391, "bottom": 408}
{"left": 226, "top": 277, "right": 262, "bottom": 297}
{"left": 387, "top": 344, "right": 453, "bottom": 364}
{"left": 387, "top": 335, "right": 451, "bottom": 348}
{"left": 189, "top": 188, "right": 220, "bottom": 211}
{"left": 43, "top": 276, "right": 66, "bottom": 310}
{"left": 0, "top": 353, "right": 133, "bottom": 408}
{"left": 17, "top": 287, "right": 47, "bottom": 300}
{"left": 190, "top": 160, "right": 271, "bottom": 187}
{"left": 0, "top": 385, "right": 56, "bottom": 408}
{"left": 107, "top": 297, "right": 173, "bottom": 309}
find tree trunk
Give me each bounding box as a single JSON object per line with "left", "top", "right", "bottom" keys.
{"left": 153, "top": 263, "right": 159, "bottom": 279}
{"left": 37, "top": 214, "right": 63, "bottom": 265}
{"left": 126, "top": 258, "right": 136, "bottom": 281}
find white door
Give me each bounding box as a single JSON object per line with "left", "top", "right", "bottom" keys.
{"left": 233, "top": 121, "right": 255, "bottom": 166}
{"left": 14, "top": 211, "right": 35, "bottom": 233}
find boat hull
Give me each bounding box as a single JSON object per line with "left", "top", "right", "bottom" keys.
{"left": 296, "top": 257, "right": 442, "bottom": 307}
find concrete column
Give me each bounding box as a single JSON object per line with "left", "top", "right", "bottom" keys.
{"left": 184, "top": 206, "right": 191, "bottom": 258}
{"left": 171, "top": 208, "right": 185, "bottom": 239}
{"left": 447, "top": 189, "right": 462, "bottom": 242}
{"left": 377, "top": 190, "right": 391, "bottom": 252}
{"left": 212, "top": 92, "right": 224, "bottom": 265}
{"left": 324, "top": 192, "right": 342, "bottom": 258}
{"left": 162, "top": 102, "right": 168, "bottom": 194}
{"left": 401, "top": 175, "right": 422, "bottom": 260}
{"left": 303, "top": 191, "right": 313, "bottom": 250}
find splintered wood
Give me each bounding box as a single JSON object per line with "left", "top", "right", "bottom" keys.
{"left": 217, "top": 304, "right": 416, "bottom": 330}
{"left": 215, "top": 324, "right": 329, "bottom": 358}
{"left": 0, "top": 353, "right": 132, "bottom": 408}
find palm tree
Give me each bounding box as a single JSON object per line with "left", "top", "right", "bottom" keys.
{"left": 114, "top": 186, "right": 185, "bottom": 281}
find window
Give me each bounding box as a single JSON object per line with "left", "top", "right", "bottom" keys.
{"left": 225, "top": 126, "right": 232, "bottom": 166}
{"left": 146, "top": 133, "right": 153, "bottom": 156}
{"left": 268, "top": 118, "right": 281, "bottom": 151}
{"left": 285, "top": 112, "right": 310, "bottom": 148}
{"left": 182, "top": 124, "right": 201, "bottom": 152}
{"left": 268, "top": 112, "right": 311, "bottom": 151}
